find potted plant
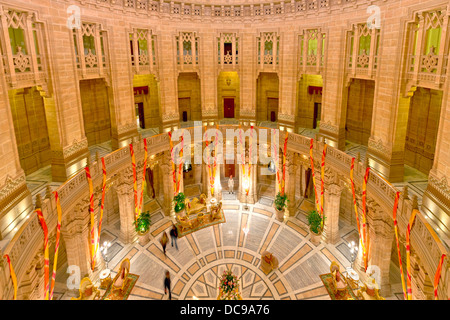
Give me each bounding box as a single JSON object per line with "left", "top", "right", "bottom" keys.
{"left": 307, "top": 210, "right": 325, "bottom": 245}
{"left": 274, "top": 192, "right": 289, "bottom": 222}
{"left": 134, "top": 211, "right": 152, "bottom": 245}
{"left": 173, "top": 192, "right": 186, "bottom": 214}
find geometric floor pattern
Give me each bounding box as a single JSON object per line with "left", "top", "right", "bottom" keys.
{"left": 54, "top": 191, "right": 403, "bottom": 300}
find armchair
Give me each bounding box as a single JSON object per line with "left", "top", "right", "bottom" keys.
{"left": 330, "top": 261, "right": 348, "bottom": 295}
{"left": 176, "top": 215, "right": 193, "bottom": 232}
{"left": 211, "top": 202, "right": 223, "bottom": 220}
{"left": 112, "top": 258, "right": 130, "bottom": 293}
{"left": 71, "top": 277, "right": 100, "bottom": 300}
{"left": 185, "top": 194, "right": 207, "bottom": 217}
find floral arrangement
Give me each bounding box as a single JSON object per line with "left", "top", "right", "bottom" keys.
{"left": 219, "top": 270, "right": 240, "bottom": 300}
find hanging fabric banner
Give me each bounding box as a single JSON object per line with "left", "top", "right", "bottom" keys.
{"left": 392, "top": 191, "right": 407, "bottom": 300}
{"left": 281, "top": 131, "right": 289, "bottom": 195}
{"left": 212, "top": 126, "right": 219, "bottom": 196}
{"left": 92, "top": 158, "right": 107, "bottom": 271}
{"left": 361, "top": 167, "right": 370, "bottom": 271}
{"left": 406, "top": 209, "right": 417, "bottom": 300}
{"left": 309, "top": 139, "right": 320, "bottom": 213}
{"left": 247, "top": 126, "right": 254, "bottom": 196}
{"left": 129, "top": 144, "right": 139, "bottom": 220}
{"left": 168, "top": 132, "right": 178, "bottom": 196}
{"left": 350, "top": 158, "right": 367, "bottom": 271}
{"left": 177, "top": 132, "right": 185, "bottom": 195}
{"left": 85, "top": 166, "right": 96, "bottom": 271}
{"left": 138, "top": 139, "right": 148, "bottom": 217}
{"left": 49, "top": 191, "right": 62, "bottom": 300}
{"left": 3, "top": 254, "right": 17, "bottom": 300}
{"left": 36, "top": 208, "right": 50, "bottom": 300}
{"left": 239, "top": 126, "right": 246, "bottom": 185}
{"left": 433, "top": 254, "right": 446, "bottom": 300}
{"left": 320, "top": 143, "right": 327, "bottom": 225}
{"left": 205, "top": 128, "right": 217, "bottom": 196}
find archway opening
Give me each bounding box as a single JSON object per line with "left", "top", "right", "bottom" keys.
{"left": 256, "top": 72, "right": 279, "bottom": 125}
{"left": 296, "top": 74, "right": 323, "bottom": 132}
{"left": 8, "top": 87, "right": 51, "bottom": 175}
{"left": 133, "top": 74, "right": 161, "bottom": 134}
{"left": 345, "top": 79, "right": 375, "bottom": 146}
{"left": 79, "top": 79, "right": 112, "bottom": 147}
{"left": 218, "top": 72, "right": 240, "bottom": 120}
{"left": 178, "top": 72, "right": 201, "bottom": 126}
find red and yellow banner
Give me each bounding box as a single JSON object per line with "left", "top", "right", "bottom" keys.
{"left": 247, "top": 126, "right": 254, "bottom": 196}
{"left": 3, "top": 254, "right": 17, "bottom": 300}
{"left": 168, "top": 132, "right": 178, "bottom": 195}
{"left": 434, "top": 254, "right": 446, "bottom": 300}
{"left": 361, "top": 167, "right": 370, "bottom": 271}
{"left": 350, "top": 158, "right": 367, "bottom": 269}
{"left": 49, "top": 191, "right": 62, "bottom": 300}
{"left": 406, "top": 209, "right": 417, "bottom": 300}
{"left": 138, "top": 139, "right": 148, "bottom": 217}
{"left": 392, "top": 192, "right": 407, "bottom": 300}
{"left": 85, "top": 167, "right": 96, "bottom": 271}
{"left": 319, "top": 143, "right": 327, "bottom": 227}
{"left": 130, "top": 143, "right": 139, "bottom": 219}
{"left": 205, "top": 127, "right": 218, "bottom": 196}
{"left": 36, "top": 208, "right": 50, "bottom": 300}
{"left": 168, "top": 132, "right": 184, "bottom": 195}
{"left": 281, "top": 131, "right": 288, "bottom": 195}
{"left": 309, "top": 139, "right": 320, "bottom": 214}
{"left": 92, "top": 158, "right": 107, "bottom": 271}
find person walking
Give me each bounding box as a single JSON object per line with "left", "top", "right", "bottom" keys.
{"left": 170, "top": 225, "right": 179, "bottom": 250}
{"left": 160, "top": 231, "right": 169, "bottom": 256}
{"left": 164, "top": 271, "right": 172, "bottom": 300}
{"left": 228, "top": 175, "right": 234, "bottom": 194}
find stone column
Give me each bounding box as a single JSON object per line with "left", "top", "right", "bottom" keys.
{"left": 322, "top": 184, "right": 342, "bottom": 245}
{"left": 205, "top": 162, "right": 222, "bottom": 201}
{"left": 160, "top": 152, "right": 177, "bottom": 217}
{"left": 116, "top": 183, "right": 138, "bottom": 244}
{"left": 62, "top": 202, "right": 104, "bottom": 280}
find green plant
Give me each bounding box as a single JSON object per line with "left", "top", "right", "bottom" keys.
{"left": 134, "top": 211, "right": 152, "bottom": 234}
{"left": 173, "top": 192, "right": 186, "bottom": 213}
{"left": 274, "top": 192, "right": 289, "bottom": 211}
{"left": 307, "top": 210, "right": 325, "bottom": 235}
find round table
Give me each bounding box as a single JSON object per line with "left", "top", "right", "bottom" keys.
{"left": 346, "top": 267, "right": 359, "bottom": 288}
{"left": 99, "top": 269, "right": 112, "bottom": 290}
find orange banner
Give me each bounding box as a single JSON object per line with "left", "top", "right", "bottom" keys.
{"left": 49, "top": 191, "right": 62, "bottom": 300}
{"left": 85, "top": 166, "right": 96, "bottom": 271}
{"left": 168, "top": 132, "right": 178, "bottom": 195}
{"left": 281, "top": 131, "right": 288, "bottom": 195}
{"left": 138, "top": 139, "right": 148, "bottom": 217}
{"left": 3, "top": 254, "right": 17, "bottom": 300}
{"left": 205, "top": 127, "right": 218, "bottom": 196}
{"left": 92, "top": 158, "right": 107, "bottom": 271}
{"left": 309, "top": 139, "right": 320, "bottom": 213}
{"left": 129, "top": 144, "right": 139, "bottom": 220}
{"left": 434, "top": 254, "right": 446, "bottom": 300}
{"left": 36, "top": 208, "right": 50, "bottom": 300}
{"left": 392, "top": 192, "right": 407, "bottom": 300}
{"left": 406, "top": 209, "right": 417, "bottom": 300}
{"left": 360, "top": 167, "right": 370, "bottom": 271}
{"left": 350, "top": 158, "right": 367, "bottom": 270}
{"left": 320, "top": 143, "right": 327, "bottom": 226}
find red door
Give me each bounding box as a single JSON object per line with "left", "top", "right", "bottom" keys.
{"left": 224, "top": 98, "right": 235, "bottom": 118}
